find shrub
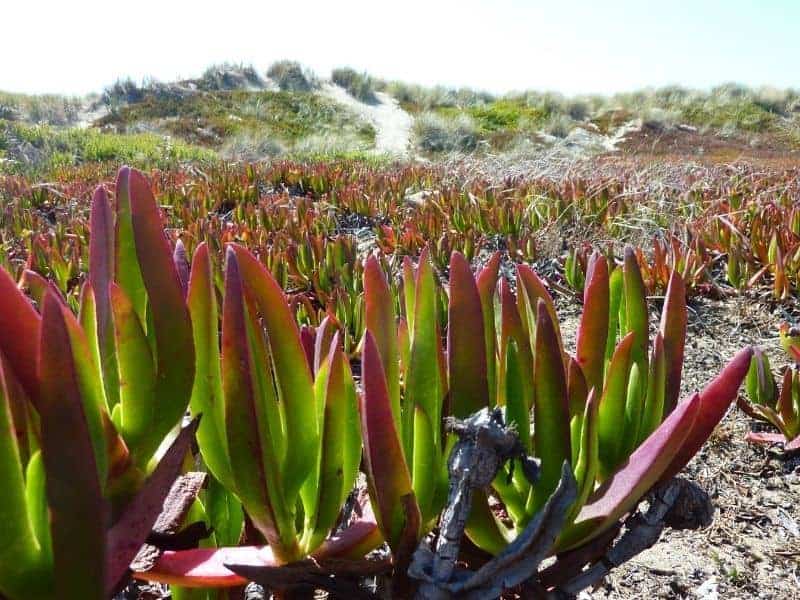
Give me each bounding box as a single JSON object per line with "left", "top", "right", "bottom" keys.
{"left": 413, "top": 111, "right": 479, "bottom": 153}
{"left": 331, "top": 67, "right": 378, "bottom": 103}
{"left": 266, "top": 60, "right": 318, "bottom": 92}
{"left": 198, "top": 63, "right": 265, "bottom": 91}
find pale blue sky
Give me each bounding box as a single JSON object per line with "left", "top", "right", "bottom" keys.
{"left": 2, "top": 0, "right": 798, "bottom": 96}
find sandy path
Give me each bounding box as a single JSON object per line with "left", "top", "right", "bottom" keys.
{"left": 322, "top": 83, "right": 412, "bottom": 156}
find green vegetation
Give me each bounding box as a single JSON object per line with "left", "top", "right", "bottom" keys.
{"left": 0, "top": 91, "right": 84, "bottom": 126}
{"left": 331, "top": 67, "right": 378, "bottom": 102}
{"left": 97, "top": 89, "right": 375, "bottom": 151}
{"left": 266, "top": 60, "right": 318, "bottom": 92}
{"left": 0, "top": 121, "right": 214, "bottom": 175}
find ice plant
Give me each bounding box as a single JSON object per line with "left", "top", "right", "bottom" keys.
{"left": 359, "top": 247, "right": 750, "bottom": 562}
{"left": 740, "top": 330, "right": 800, "bottom": 451}
{"left": 132, "top": 243, "right": 376, "bottom": 587}
{"left": 0, "top": 166, "right": 199, "bottom": 599}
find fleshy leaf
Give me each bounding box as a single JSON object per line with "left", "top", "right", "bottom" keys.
{"left": 660, "top": 270, "right": 687, "bottom": 415}
{"left": 557, "top": 392, "right": 700, "bottom": 551}
{"left": 575, "top": 251, "right": 609, "bottom": 394}
{"left": 187, "top": 243, "right": 233, "bottom": 491}
{"left": 39, "top": 292, "right": 107, "bottom": 599}
{"left": 129, "top": 169, "right": 195, "bottom": 454}
{"left": 447, "top": 252, "right": 489, "bottom": 417}
{"left": 530, "top": 300, "right": 571, "bottom": 515}
{"left": 360, "top": 331, "right": 420, "bottom": 551}
{"left": 659, "top": 348, "right": 753, "bottom": 481}
{"left": 597, "top": 332, "right": 635, "bottom": 479}
{"left": 89, "top": 184, "right": 120, "bottom": 408}
{"left": 364, "top": 255, "right": 400, "bottom": 425}
{"left": 231, "top": 244, "right": 317, "bottom": 508}
{"left": 106, "top": 418, "right": 200, "bottom": 595}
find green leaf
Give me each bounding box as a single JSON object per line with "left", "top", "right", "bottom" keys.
{"left": 109, "top": 283, "right": 157, "bottom": 467}
{"left": 221, "top": 248, "right": 297, "bottom": 562}
{"left": 114, "top": 167, "right": 147, "bottom": 322}
{"left": 106, "top": 419, "right": 200, "bottom": 594}
{"left": 476, "top": 252, "right": 501, "bottom": 403}
{"left": 360, "top": 331, "right": 420, "bottom": 552}
{"left": 529, "top": 300, "right": 571, "bottom": 515}
{"left": 575, "top": 251, "right": 609, "bottom": 394}
{"left": 447, "top": 252, "right": 489, "bottom": 418}
{"left": 406, "top": 249, "right": 444, "bottom": 461}
{"left": 89, "top": 185, "right": 120, "bottom": 409}
{"left": 187, "top": 243, "right": 233, "bottom": 491}
{"left": 232, "top": 244, "right": 317, "bottom": 510}
{"left": 128, "top": 169, "right": 195, "bottom": 455}
{"left": 659, "top": 270, "right": 687, "bottom": 415}
{"left": 597, "top": 332, "right": 635, "bottom": 479}
{"left": 364, "top": 255, "right": 400, "bottom": 426}
{"left": 204, "top": 475, "right": 244, "bottom": 548}
{"left": 622, "top": 246, "right": 648, "bottom": 378}
{"left": 0, "top": 361, "right": 44, "bottom": 600}
{"left": 39, "top": 292, "right": 106, "bottom": 600}
{"left": 0, "top": 267, "right": 41, "bottom": 403}
{"left": 639, "top": 333, "right": 666, "bottom": 442}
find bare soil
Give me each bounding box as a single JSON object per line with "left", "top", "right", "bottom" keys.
{"left": 553, "top": 288, "right": 800, "bottom": 599}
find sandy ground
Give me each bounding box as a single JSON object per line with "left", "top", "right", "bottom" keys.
{"left": 551, "top": 287, "right": 800, "bottom": 600}
{"left": 322, "top": 83, "right": 413, "bottom": 156}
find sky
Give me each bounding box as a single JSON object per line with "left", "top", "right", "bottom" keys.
{"left": 2, "top": 0, "right": 798, "bottom": 97}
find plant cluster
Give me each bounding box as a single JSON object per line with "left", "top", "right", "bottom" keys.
{"left": 0, "top": 166, "right": 754, "bottom": 599}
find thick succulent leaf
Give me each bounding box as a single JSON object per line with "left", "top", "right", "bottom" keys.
{"left": 24, "top": 451, "right": 52, "bottom": 569}
{"left": 659, "top": 270, "right": 687, "bottom": 415}
{"left": 575, "top": 251, "right": 609, "bottom": 394}
{"left": 313, "top": 314, "right": 341, "bottom": 375}
{"left": 530, "top": 300, "right": 571, "bottom": 515}
{"left": 129, "top": 169, "right": 195, "bottom": 450}
{"left": 498, "top": 278, "right": 532, "bottom": 409}
{"left": 567, "top": 357, "right": 589, "bottom": 463}
{"left": 303, "top": 335, "right": 360, "bottom": 552}
{"left": 639, "top": 333, "right": 666, "bottom": 442}
{"left": 411, "top": 404, "right": 439, "bottom": 524}
{"left": 465, "top": 490, "right": 514, "bottom": 556}
{"left": 114, "top": 167, "right": 147, "bottom": 321}
{"left": 778, "top": 369, "right": 799, "bottom": 438}
{"left": 38, "top": 292, "right": 107, "bottom": 600}
{"left": 745, "top": 348, "right": 776, "bottom": 407}
{"left": 569, "top": 388, "right": 600, "bottom": 524}
{"left": 231, "top": 244, "right": 317, "bottom": 508}
{"left": 622, "top": 247, "right": 648, "bottom": 376}
{"left": 0, "top": 360, "right": 44, "bottom": 599}
{"left": 221, "top": 249, "right": 295, "bottom": 560}
{"left": 89, "top": 185, "right": 120, "bottom": 408}
{"left": 557, "top": 393, "right": 700, "bottom": 552}
{"left": 597, "top": 332, "right": 635, "bottom": 479}
{"left": 406, "top": 249, "right": 443, "bottom": 458}
{"left": 360, "top": 331, "right": 420, "bottom": 551}
{"left": 659, "top": 348, "right": 752, "bottom": 481}
{"left": 0, "top": 267, "right": 41, "bottom": 402}
{"left": 187, "top": 243, "right": 233, "bottom": 491}
{"left": 505, "top": 339, "right": 531, "bottom": 453}
{"left": 402, "top": 255, "right": 417, "bottom": 333}
{"left": 364, "top": 255, "right": 400, "bottom": 425}
{"left": 447, "top": 252, "right": 489, "bottom": 417}
{"left": 622, "top": 363, "right": 645, "bottom": 457}
{"left": 516, "top": 264, "right": 562, "bottom": 356}
{"left": 110, "top": 283, "right": 158, "bottom": 466}
{"left": 476, "top": 252, "right": 501, "bottom": 401}
{"left": 204, "top": 475, "right": 244, "bottom": 548}
{"left": 605, "top": 267, "right": 624, "bottom": 364}
{"left": 106, "top": 418, "right": 200, "bottom": 595}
